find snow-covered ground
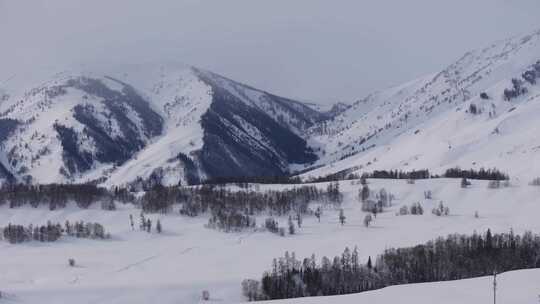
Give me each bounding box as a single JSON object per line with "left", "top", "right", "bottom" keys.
{"left": 1, "top": 178, "right": 540, "bottom": 303}
{"left": 259, "top": 269, "right": 540, "bottom": 304}
{"left": 305, "top": 29, "right": 540, "bottom": 181}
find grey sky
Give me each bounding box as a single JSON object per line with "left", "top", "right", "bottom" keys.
{"left": 1, "top": 0, "right": 540, "bottom": 103}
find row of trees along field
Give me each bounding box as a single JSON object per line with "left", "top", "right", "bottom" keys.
{"left": 1, "top": 221, "right": 109, "bottom": 244}
{"left": 0, "top": 182, "right": 341, "bottom": 212}
{"left": 243, "top": 229, "right": 540, "bottom": 301}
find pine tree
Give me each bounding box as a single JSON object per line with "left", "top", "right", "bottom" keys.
{"left": 339, "top": 209, "right": 346, "bottom": 225}
{"left": 315, "top": 207, "right": 322, "bottom": 223}
{"left": 156, "top": 219, "right": 162, "bottom": 233}
{"left": 364, "top": 214, "right": 373, "bottom": 227}
{"left": 361, "top": 185, "right": 370, "bottom": 202}
{"left": 139, "top": 212, "right": 146, "bottom": 231}
{"left": 288, "top": 216, "right": 295, "bottom": 235}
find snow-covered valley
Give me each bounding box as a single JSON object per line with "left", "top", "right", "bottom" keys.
{"left": 1, "top": 12, "right": 540, "bottom": 304}
{"left": 1, "top": 178, "right": 540, "bottom": 303}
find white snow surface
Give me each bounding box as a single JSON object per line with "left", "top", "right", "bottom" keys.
{"left": 0, "top": 65, "right": 213, "bottom": 186}
{"left": 305, "top": 29, "right": 540, "bottom": 181}
{"left": 1, "top": 178, "right": 540, "bottom": 303}
{"left": 102, "top": 65, "right": 214, "bottom": 187}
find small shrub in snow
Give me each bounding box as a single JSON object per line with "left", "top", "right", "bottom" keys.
{"left": 69, "top": 258, "right": 76, "bottom": 267}
{"left": 406, "top": 179, "right": 415, "bottom": 185}
{"left": 314, "top": 207, "right": 322, "bottom": 222}
{"left": 398, "top": 205, "right": 409, "bottom": 216}
{"left": 363, "top": 214, "right": 373, "bottom": 227}
{"left": 475, "top": 211, "right": 479, "bottom": 219}
{"left": 461, "top": 178, "right": 471, "bottom": 188}
{"left": 424, "top": 190, "right": 433, "bottom": 200}
{"left": 468, "top": 103, "right": 479, "bottom": 115}
{"left": 201, "top": 290, "right": 210, "bottom": 301}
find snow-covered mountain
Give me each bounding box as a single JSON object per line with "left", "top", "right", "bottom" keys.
{"left": 2, "top": 29, "right": 540, "bottom": 186}
{"left": 305, "top": 29, "right": 540, "bottom": 181}
{"left": 0, "top": 65, "right": 324, "bottom": 186}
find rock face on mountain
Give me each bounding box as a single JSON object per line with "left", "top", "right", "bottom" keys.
{"left": 0, "top": 66, "right": 323, "bottom": 186}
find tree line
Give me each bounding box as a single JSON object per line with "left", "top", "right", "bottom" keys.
{"left": 244, "top": 229, "right": 540, "bottom": 301}
{"left": 2, "top": 220, "right": 109, "bottom": 244}
{"left": 0, "top": 184, "right": 129, "bottom": 210}
{"left": 443, "top": 167, "right": 509, "bottom": 181}
{"left": 362, "top": 169, "right": 431, "bottom": 180}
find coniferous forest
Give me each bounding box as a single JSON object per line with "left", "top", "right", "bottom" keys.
{"left": 2, "top": 221, "right": 109, "bottom": 244}
{"left": 243, "top": 229, "right": 540, "bottom": 301}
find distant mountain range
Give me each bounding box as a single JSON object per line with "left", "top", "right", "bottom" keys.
{"left": 1, "top": 29, "right": 540, "bottom": 186}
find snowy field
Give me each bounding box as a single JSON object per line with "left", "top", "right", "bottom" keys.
{"left": 1, "top": 178, "right": 540, "bottom": 303}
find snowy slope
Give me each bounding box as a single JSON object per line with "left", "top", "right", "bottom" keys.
{"left": 1, "top": 178, "right": 540, "bottom": 303}
{"left": 0, "top": 65, "right": 323, "bottom": 186}
{"left": 305, "top": 29, "right": 540, "bottom": 181}
{"left": 258, "top": 269, "right": 540, "bottom": 304}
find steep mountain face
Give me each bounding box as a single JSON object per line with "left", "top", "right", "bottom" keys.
{"left": 0, "top": 66, "right": 322, "bottom": 186}
{"left": 304, "top": 29, "right": 540, "bottom": 180}
{"left": 195, "top": 70, "right": 320, "bottom": 179}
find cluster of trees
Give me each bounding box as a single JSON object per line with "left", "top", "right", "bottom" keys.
{"left": 504, "top": 61, "right": 540, "bottom": 101}
{"left": 307, "top": 169, "right": 360, "bottom": 183}
{"left": 246, "top": 230, "right": 540, "bottom": 301}
{"left": 136, "top": 213, "right": 162, "bottom": 233}
{"left": 2, "top": 220, "right": 109, "bottom": 244}
{"left": 0, "top": 181, "right": 342, "bottom": 234}
{"left": 358, "top": 183, "right": 393, "bottom": 215}
{"left": 207, "top": 210, "right": 256, "bottom": 233}
{"left": 397, "top": 203, "right": 424, "bottom": 216}
{"left": 431, "top": 202, "right": 450, "bottom": 217}
{"left": 264, "top": 217, "right": 285, "bottom": 236}
{"left": 503, "top": 78, "right": 528, "bottom": 101}
{"left": 362, "top": 169, "right": 431, "bottom": 180}
{"left": 203, "top": 175, "right": 303, "bottom": 186}
{"left": 530, "top": 177, "right": 540, "bottom": 186}
{"left": 444, "top": 167, "right": 509, "bottom": 181}
{"left": 139, "top": 184, "right": 341, "bottom": 219}
{"left": 2, "top": 223, "right": 61, "bottom": 243}
{"left": 487, "top": 180, "right": 511, "bottom": 189}
{"left": 468, "top": 103, "right": 480, "bottom": 115}
{"left": 0, "top": 184, "right": 129, "bottom": 210}
{"left": 64, "top": 221, "right": 108, "bottom": 239}
{"left": 521, "top": 61, "right": 540, "bottom": 85}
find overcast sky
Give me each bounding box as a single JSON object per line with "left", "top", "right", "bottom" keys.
{"left": 1, "top": 0, "right": 540, "bottom": 103}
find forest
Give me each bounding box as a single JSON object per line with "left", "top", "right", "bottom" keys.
{"left": 243, "top": 229, "right": 540, "bottom": 301}
{"left": 0, "top": 182, "right": 344, "bottom": 233}
{"left": 2, "top": 221, "right": 109, "bottom": 244}
{"left": 443, "top": 167, "right": 509, "bottom": 181}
